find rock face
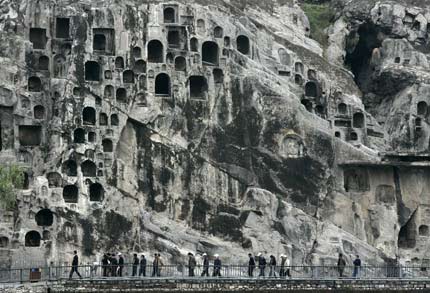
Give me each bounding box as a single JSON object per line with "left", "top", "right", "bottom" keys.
{"left": 1, "top": 0, "right": 430, "bottom": 269}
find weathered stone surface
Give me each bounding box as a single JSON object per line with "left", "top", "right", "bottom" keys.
{"left": 2, "top": 0, "right": 430, "bottom": 271}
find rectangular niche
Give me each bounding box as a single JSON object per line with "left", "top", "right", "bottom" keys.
{"left": 56, "top": 18, "right": 70, "bottom": 38}
{"left": 29, "top": 28, "right": 47, "bottom": 50}
{"left": 92, "top": 28, "right": 115, "bottom": 55}
{"left": 19, "top": 125, "right": 42, "bottom": 146}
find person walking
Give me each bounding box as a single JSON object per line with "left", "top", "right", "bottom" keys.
{"left": 188, "top": 252, "right": 197, "bottom": 277}
{"left": 69, "top": 251, "right": 82, "bottom": 279}
{"left": 152, "top": 253, "right": 159, "bottom": 277}
{"left": 157, "top": 253, "right": 163, "bottom": 276}
{"left": 258, "top": 253, "right": 266, "bottom": 277}
{"left": 248, "top": 253, "right": 255, "bottom": 277}
{"left": 337, "top": 253, "right": 346, "bottom": 278}
{"left": 102, "top": 253, "right": 109, "bottom": 277}
{"left": 213, "top": 254, "right": 221, "bottom": 277}
{"left": 132, "top": 253, "right": 139, "bottom": 277}
{"left": 279, "top": 255, "right": 291, "bottom": 278}
{"left": 118, "top": 253, "right": 124, "bottom": 277}
{"left": 111, "top": 254, "right": 118, "bottom": 277}
{"left": 269, "top": 255, "right": 277, "bottom": 277}
{"left": 139, "top": 254, "right": 147, "bottom": 277}
{"left": 201, "top": 253, "right": 209, "bottom": 277}
{"left": 353, "top": 255, "right": 361, "bottom": 278}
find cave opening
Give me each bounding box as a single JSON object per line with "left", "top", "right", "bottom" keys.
{"left": 89, "top": 183, "right": 104, "bottom": 201}
{"left": 344, "top": 23, "right": 383, "bottom": 93}
{"left": 104, "top": 85, "right": 114, "bottom": 99}
{"left": 54, "top": 54, "right": 67, "bottom": 78}
{"left": 88, "top": 131, "right": 96, "bottom": 143}
{"left": 202, "top": 41, "right": 219, "bottom": 65}
{"left": 93, "top": 34, "right": 106, "bottom": 51}
{"left": 133, "top": 47, "right": 141, "bottom": 58}
{"left": 214, "top": 26, "right": 223, "bottom": 38}
{"left": 116, "top": 88, "right": 127, "bottom": 103}
{"left": 0, "top": 236, "right": 8, "bottom": 248}
{"left": 305, "top": 81, "right": 318, "bottom": 98}
{"left": 236, "top": 35, "right": 250, "bottom": 55}
{"left": 29, "top": 28, "right": 47, "bottom": 49}
{"left": 25, "top": 231, "right": 41, "bottom": 247}
{"left": 73, "top": 128, "right": 85, "bottom": 143}
{"left": 35, "top": 209, "right": 54, "bottom": 226}
{"left": 115, "top": 57, "right": 124, "bottom": 69}
{"left": 419, "top": 225, "right": 429, "bottom": 236}
{"left": 38, "top": 56, "right": 49, "bottom": 71}
{"left": 47, "top": 172, "right": 62, "bottom": 188}
{"left": 28, "top": 76, "right": 42, "bottom": 92}
{"left": 99, "top": 113, "right": 108, "bottom": 126}
{"left": 417, "top": 101, "right": 428, "bottom": 116}
{"left": 155, "top": 73, "right": 171, "bottom": 96}
{"left": 175, "top": 56, "right": 186, "bottom": 71}
{"left": 189, "top": 76, "right": 208, "bottom": 98}
{"left": 164, "top": 7, "right": 176, "bottom": 23}
{"left": 82, "top": 107, "right": 96, "bottom": 125}
{"left": 34, "top": 105, "right": 45, "bottom": 119}
{"left": 398, "top": 211, "right": 417, "bottom": 249}
{"left": 134, "top": 60, "right": 146, "bottom": 74}
{"left": 190, "top": 38, "right": 198, "bottom": 52}
{"left": 63, "top": 185, "right": 78, "bottom": 203}
{"left": 62, "top": 160, "right": 77, "bottom": 176}
{"left": 123, "top": 70, "right": 134, "bottom": 83}
{"left": 81, "top": 160, "right": 96, "bottom": 177}
{"left": 147, "top": 40, "right": 163, "bottom": 63}
{"left": 213, "top": 68, "right": 224, "bottom": 84}
{"left": 102, "top": 139, "right": 113, "bottom": 152}
{"left": 111, "top": 114, "right": 119, "bottom": 126}
{"left": 19, "top": 125, "right": 42, "bottom": 146}
{"left": 56, "top": 18, "right": 70, "bottom": 39}
{"left": 85, "top": 61, "right": 101, "bottom": 81}
{"left": 168, "top": 30, "right": 180, "bottom": 48}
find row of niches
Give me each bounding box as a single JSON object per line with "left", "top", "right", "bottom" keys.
{"left": 28, "top": 7, "right": 251, "bottom": 54}
{"left": 0, "top": 230, "right": 49, "bottom": 248}
{"left": 79, "top": 107, "right": 119, "bottom": 127}
{"left": 82, "top": 38, "right": 238, "bottom": 82}
{"left": 73, "top": 129, "right": 114, "bottom": 153}
{"left": 62, "top": 158, "right": 105, "bottom": 178}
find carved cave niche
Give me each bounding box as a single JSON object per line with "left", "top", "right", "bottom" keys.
{"left": 280, "top": 134, "right": 305, "bottom": 158}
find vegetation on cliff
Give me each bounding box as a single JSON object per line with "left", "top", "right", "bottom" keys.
{"left": 0, "top": 165, "right": 24, "bottom": 210}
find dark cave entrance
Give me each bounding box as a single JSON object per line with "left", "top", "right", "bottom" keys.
{"left": 398, "top": 211, "right": 417, "bottom": 249}
{"left": 35, "top": 209, "right": 54, "bottom": 226}
{"left": 344, "top": 23, "right": 383, "bottom": 93}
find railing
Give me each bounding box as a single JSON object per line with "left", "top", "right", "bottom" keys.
{"left": 0, "top": 264, "right": 429, "bottom": 284}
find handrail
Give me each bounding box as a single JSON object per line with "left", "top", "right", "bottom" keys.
{"left": 0, "top": 264, "right": 429, "bottom": 284}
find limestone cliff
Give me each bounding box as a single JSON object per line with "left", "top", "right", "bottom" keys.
{"left": 0, "top": 0, "right": 429, "bottom": 269}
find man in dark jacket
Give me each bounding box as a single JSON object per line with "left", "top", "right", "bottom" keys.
{"left": 248, "top": 253, "right": 255, "bottom": 277}
{"left": 269, "top": 255, "right": 277, "bottom": 277}
{"left": 111, "top": 254, "right": 118, "bottom": 277}
{"left": 132, "top": 254, "right": 139, "bottom": 276}
{"left": 213, "top": 254, "right": 221, "bottom": 277}
{"left": 201, "top": 253, "right": 209, "bottom": 277}
{"left": 139, "top": 254, "right": 147, "bottom": 277}
{"left": 188, "top": 252, "right": 197, "bottom": 277}
{"left": 353, "top": 255, "right": 361, "bottom": 278}
{"left": 258, "top": 253, "right": 266, "bottom": 277}
{"left": 69, "top": 250, "right": 82, "bottom": 279}
{"left": 102, "top": 253, "right": 109, "bottom": 277}
{"left": 337, "top": 253, "right": 346, "bottom": 277}
{"left": 152, "top": 253, "right": 159, "bottom": 277}
{"left": 118, "top": 253, "right": 124, "bottom": 277}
